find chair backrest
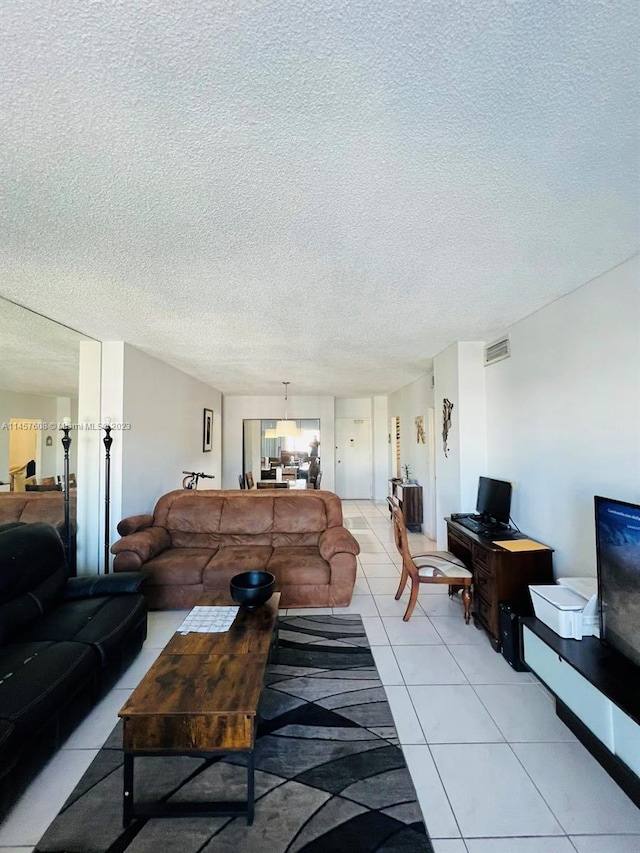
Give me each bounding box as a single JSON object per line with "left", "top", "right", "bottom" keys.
{"left": 238, "top": 474, "right": 246, "bottom": 489}
{"left": 390, "top": 503, "right": 416, "bottom": 576}
{"left": 245, "top": 471, "right": 255, "bottom": 489}
{"left": 57, "top": 473, "right": 77, "bottom": 489}
{"left": 25, "top": 477, "right": 62, "bottom": 492}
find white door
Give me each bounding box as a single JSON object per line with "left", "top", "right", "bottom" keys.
{"left": 335, "top": 419, "right": 372, "bottom": 499}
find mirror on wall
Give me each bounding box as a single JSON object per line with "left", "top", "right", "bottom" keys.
{"left": 0, "top": 296, "right": 97, "bottom": 567}
{"left": 242, "top": 419, "right": 320, "bottom": 486}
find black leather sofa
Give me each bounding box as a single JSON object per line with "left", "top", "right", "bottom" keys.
{"left": 0, "top": 522, "right": 148, "bottom": 818}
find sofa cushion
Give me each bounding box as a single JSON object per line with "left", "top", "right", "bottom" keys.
{"left": 143, "top": 547, "right": 214, "bottom": 587}
{"left": 0, "top": 572, "right": 68, "bottom": 644}
{"left": 0, "top": 523, "right": 68, "bottom": 641}
{"left": 0, "top": 498, "right": 30, "bottom": 527}
{"left": 15, "top": 595, "right": 148, "bottom": 665}
{"left": 162, "top": 493, "right": 225, "bottom": 536}
{"left": 0, "top": 641, "right": 97, "bottom": 735}
{"left": 267, "top": 547, "right": 331, "bottom": 586}
{"left": 272, "top": 494, "right": 328, "bottom": 535}
{"left": 0, "top": 522, "right": 66, "bottom": 603}
{"left": 203, "top": 546, "right": 273, "bottom": 590}
{"left": 0, "top": 493, "right": 77, "bottom": 532}
{"left": 219, "top": 496, "right": 275, "bottom": 535}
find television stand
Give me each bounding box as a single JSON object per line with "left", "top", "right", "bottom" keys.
{"left": 522, "top": 617, "right": 640, "bottom": 807}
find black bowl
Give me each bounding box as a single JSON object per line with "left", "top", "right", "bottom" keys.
{"left": 229, "top": 571, "right": 275, "bottom": 610}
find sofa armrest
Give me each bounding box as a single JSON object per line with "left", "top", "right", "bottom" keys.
{"left": 110, "top": 527, "right": 171, "bottom": 570}
{"left": 64, "top": 572, "right": 148, "bottom": 600}
{"left": 318, "top": 527, "right": 361, "bottom": 561}
{"left": 117, "top": 514, "right": 155, "bottom": 536}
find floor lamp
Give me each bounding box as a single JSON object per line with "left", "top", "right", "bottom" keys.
{"left": 103, "top": 421, "right": 113, "bottom": 574}
{"left": 60, "top": 417, "right": 73, "bottom": 571}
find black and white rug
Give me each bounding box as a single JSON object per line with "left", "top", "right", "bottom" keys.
{"left": 36, "top": 615, "right": 434, "bottom": 852}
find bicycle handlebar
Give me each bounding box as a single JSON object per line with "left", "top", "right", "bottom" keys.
{"left": 182, "top": 471, "right": 215, "bottom": 478}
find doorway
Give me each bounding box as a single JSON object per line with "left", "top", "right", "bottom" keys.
{"left": 335, "top": 419, "right": 372, "bottom": 499}
{"left": 9, "top": 419, "right": 41, "bottom": 490}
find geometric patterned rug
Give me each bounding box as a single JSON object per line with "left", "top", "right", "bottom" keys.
{"left": 35, "top": 615, "right": 434, "bottom": 852}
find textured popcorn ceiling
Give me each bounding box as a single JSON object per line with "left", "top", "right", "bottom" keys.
{"left": 0, "top": 298, "right": 92, "bottom": 397}
{"left": 1, "top": 0, "right": 638, "bottom": 397}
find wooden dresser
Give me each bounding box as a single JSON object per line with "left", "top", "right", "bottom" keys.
{"left": 389, "top": 479, "right": 423, "bottom": 531}
{"left": 446, "top": 518, "right": 554, "bottom": 650}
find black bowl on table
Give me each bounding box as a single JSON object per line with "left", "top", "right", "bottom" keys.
{"left": 229, "top": 571, "right": 275, "bottom": 610}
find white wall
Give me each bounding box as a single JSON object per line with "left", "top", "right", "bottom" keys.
{"left": 433, "top": 342, "right": 489, "bottom": 546}
{"left": 335, "top": 398, "right": 371, "bottom": 419}
{"left": 223, "top": 395, "right": 335, "bottom": 490}
{"left": 0, "top": 391, "right": 72, "bottom": 481}
{"left": 76, "top": 341, "right": 102, "bottom": 573}
{"left": 485, "top": 255, "right": 640, "bottom": 578}
{"left": 120, "top": 345, "right": 222, "bottom": 516}
{"left": 92, "top": 343, "right": 222, "bottom": 571}
{"left": 387, "top": 373, "right": 435, "bottom": 533}
{"left": 372, "top": 395, "right": 389, "bottom": 502}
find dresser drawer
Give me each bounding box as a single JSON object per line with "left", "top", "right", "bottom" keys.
{"left": 474, "top": 593, "right": 493, "bottom": 627}
{"left": 472, "top": 544, "right": 489, "bottom": 569}
{"left": 473, "top": 563, "right": 493, "bottom": 596}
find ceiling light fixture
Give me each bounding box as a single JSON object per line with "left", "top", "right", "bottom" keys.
{"left": 275, "top": 381, "right": 300, "bottom": 437}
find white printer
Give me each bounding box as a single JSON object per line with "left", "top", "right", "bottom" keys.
{"left": 528, "top": 576, "right": 599, "bottom": 640}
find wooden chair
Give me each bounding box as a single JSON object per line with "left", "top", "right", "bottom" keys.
{"left": 245, "top": 472, "right": 255, "bottom": 489}
{"left": 389, "top": 500, "right": 472, "bottom": 623}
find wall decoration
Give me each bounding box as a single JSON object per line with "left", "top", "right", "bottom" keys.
{"left": 392, "top": 416, "right": 401, "bottom": 478}
{"left": 415, "top": 415, "right": 425, "bottom": 444}
{"left": 442, "top": 399, "right": 454, "bottom": 458}
{"left": 203, "top": 408, "right": 213, "bottom": 452}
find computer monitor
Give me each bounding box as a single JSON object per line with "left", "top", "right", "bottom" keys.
{"left": 476, "top": 476, "right": 512, "bottom": 526}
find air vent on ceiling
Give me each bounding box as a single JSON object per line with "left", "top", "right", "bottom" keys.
{"left": 484, "top": 335, "right": 511, "bottom": 366}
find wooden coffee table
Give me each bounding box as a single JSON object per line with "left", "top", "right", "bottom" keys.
{"left": 118, "top": 592, "right": 280, "bottom": 826}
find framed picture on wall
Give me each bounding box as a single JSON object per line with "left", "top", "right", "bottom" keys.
{"left": 203, "top": 408, "right": 213, "bottom": 452}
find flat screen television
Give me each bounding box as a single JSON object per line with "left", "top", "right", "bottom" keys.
{"left": 476, "top": 476, "right": 512, "bottom": 527}
{"left": 595, "top": 496, "right": 640, "bottom": 669}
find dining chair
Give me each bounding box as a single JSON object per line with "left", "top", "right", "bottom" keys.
{"left": 389, "top": 500, "right": 472, "bottom": 623}
{"left": 245, "top": 471, "right": 255, "bottom": 489}
{"left": 238, "top": 474, "right": 246, "bottom": 489}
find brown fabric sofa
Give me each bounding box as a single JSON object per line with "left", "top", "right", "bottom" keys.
{"left": 111, "top": 489, "right": 360, "bottom": 609}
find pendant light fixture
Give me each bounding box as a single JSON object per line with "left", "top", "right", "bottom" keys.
{"left": 275, "top": 382, "right": 300, "bottom": 437}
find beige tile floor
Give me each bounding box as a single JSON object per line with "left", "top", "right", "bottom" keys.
{"left": 1, "top": 499, "right": 639, "bottom": 852}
